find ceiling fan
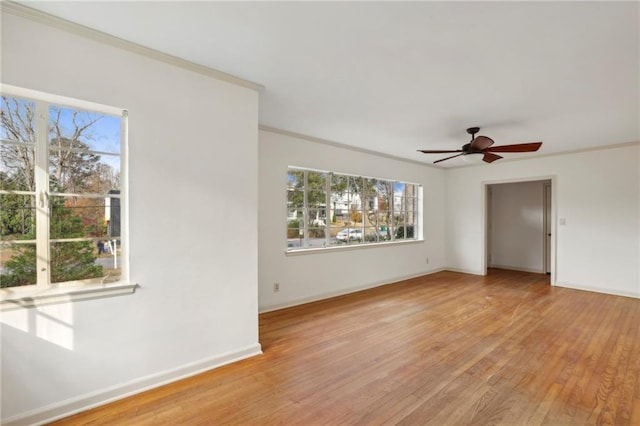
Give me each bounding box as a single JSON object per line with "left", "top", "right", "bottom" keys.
{"left": 418, "top": 127, "right": 542, "bottom": 164}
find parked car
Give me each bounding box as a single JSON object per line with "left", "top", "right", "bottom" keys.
{"left": 336, "top": 228, "right": 363, "bottom": 242}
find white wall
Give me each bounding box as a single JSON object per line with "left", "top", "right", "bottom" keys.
{"left": 1, "top": 11, "right": 260, "bottom": 424}
{"left": 258, "top": 130, "right": 446, "bottom": 311}
{"left": 490, "top": 181, "right": 545, "bottom": 273}
{"left": 446, "top": 145, "right": 640, "bottom": 298}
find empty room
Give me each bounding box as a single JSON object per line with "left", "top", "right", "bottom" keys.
{"left": 1, "top": 1, "right": 639, "bottom": 425}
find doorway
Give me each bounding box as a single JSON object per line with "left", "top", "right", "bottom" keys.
{"left": 485, "top": 178, "right": 554, "bottom": 281}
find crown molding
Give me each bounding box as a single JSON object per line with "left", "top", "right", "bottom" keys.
{"left": 260, "top": 125, "right": 640, "bottom": 170}
{"left": 445, "top": 140, "right": 640, "bottom": 170}
{"left": 1, "top": 1, "right": 264, "bottom": 91}
{"left": 259, "top": 125, "right": 439, "bottom": 169}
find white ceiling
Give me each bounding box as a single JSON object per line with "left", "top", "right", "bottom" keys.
{"left": 19, "top": 1, "right": 640, "bottom": 167}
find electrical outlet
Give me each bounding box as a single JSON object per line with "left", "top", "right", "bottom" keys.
{"left": 274, "top": 282, "right": 280, "bottom": 292}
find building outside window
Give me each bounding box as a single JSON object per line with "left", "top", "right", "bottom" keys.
{"left": 287, "top": 167, "right": 419, "bottom": 250}
{"left": 0, "top": 87, "right": 127, "bottom": 289}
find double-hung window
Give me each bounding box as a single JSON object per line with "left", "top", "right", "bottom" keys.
{"left": 0, "top": 86, "right": 131, "bottom": 301}
{"left": 287, "top": 167, "right": 420, "bottom": 251}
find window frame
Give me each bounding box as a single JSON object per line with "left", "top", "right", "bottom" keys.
{"left": 286, "top": 166, "right": 422, "bottom": 253}
{"left": 0, "top": 84, "right": 135, "bottom": 310}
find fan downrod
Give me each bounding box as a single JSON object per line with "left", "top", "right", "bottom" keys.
{"left": 466, "top": 127, "right": 480, "bottom": 137}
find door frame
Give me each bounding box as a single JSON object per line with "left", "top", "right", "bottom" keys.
{"left": 482, "top": 175, "right": 557, "bottom": 285}
{"left": 543, "top": 182, "right": 552, "bottom": 274}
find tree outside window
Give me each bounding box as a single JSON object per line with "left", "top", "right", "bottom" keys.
{"left": 1, "top": 93, "right": 124, "bottom": 288}
{"left": 286, "top": 167, "right": 419, "bottom": 250}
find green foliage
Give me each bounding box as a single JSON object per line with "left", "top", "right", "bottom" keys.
{"left": 0, "top": 245, "right": 36, "bottom": 287}
{"left": 50, "top": 241, "right": 103, "bottom": 283}
{"left": 395, "top": 225, "right": 415, "bottom": 239}
{"left": 287, "top": 170, "right": 327, "bottom": 208}
{"left": 1, "top": 198, "right": 103, "bottom": 287}
{"left": 0, "top": 97, "right": 116, "bottom": 288}
{"left": 287, "top": 219, "right": 301, "bottom": 238}
{"left": 0, "top": 175, "right": 35, "bottom": 238}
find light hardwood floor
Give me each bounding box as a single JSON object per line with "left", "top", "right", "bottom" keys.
{"left": 52, "top": 269, "right": 640, "bottom": 425}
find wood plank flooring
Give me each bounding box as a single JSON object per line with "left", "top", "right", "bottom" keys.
{"left": 51, "top": 269, "right": 640, "bottom": 425}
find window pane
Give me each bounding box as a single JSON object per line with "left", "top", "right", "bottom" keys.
{"left": 307, "top": 171, "right": 327, "bottom": 190}
{"left": 364, "top": 227, "right": 379, "bottom": 244}
{"left": 48, "top": 104, "right": 121, "bottom": 193}
{"left": 287, "top": 209, "right": 303, "bottom": 250}
{"left": 329, "top": 226, "right": 343, "bottom": 246}
{"left": 287, "top": 168, "right": 419, "bottom": 250}
{"left": 287, "top": 189, "right": 304, "bottom": 209}
{"left": 1, "top": 96, "right": 36, "bottom": 144}
{"left": 1, "top": 145, "right": 35, "bottom": 192}
{"left": 0, "top": 242, "right": 37, "bottom": 287}
{"left": 50, "top": 195, "right": 112, "bottom": 239}
{"left": 287, "top": 170, "right": 304, "bottom": 190}
{"left": 306, "top": 206, "right": 326, "bottom": 227}
{"left": 395, "top": 224, "right": 415, "bottom": 240}
{"left": 1, "top": 96, "right": 37, "bottom": 192}
{"left": 333, "top": 227, "right": 363, "bottom": 245}
{"left": 1, "top": 194, "right": 36, "bottom": 239}
{"left": 49, "top": 105, "right": 121, "bottom": 154}
{"left": 49, "top": 150, "right": 120, "bottom": 193}
{"left": 307, "top": 227, "right": 326, "bottom": 241}
{"left": 376, "top": 181, "right": 393, "bottom": 211}
{"left": 50, "top": 240, "right": 121, "bottom": 284}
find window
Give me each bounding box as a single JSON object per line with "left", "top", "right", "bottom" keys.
{"left": 1, "top": 86, "right": 128, "bottom": 294}
{"left": 287, "top": 167, "right": 420, "bottom": 251}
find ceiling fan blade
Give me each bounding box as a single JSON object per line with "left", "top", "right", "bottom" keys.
{"left": 418, "top": 149, "right": 463, "bottom": 154}
{"left": 483, "top": 152, "right": 503, "bottom": 163}
{"left": 470, "top": 135, "right": 494, "bottom": 151}
{"left": 485, "top": 142, "right": 542, "bottom": 153}
{"left": 434, "top": 153, "right": 464, "bottom": 164}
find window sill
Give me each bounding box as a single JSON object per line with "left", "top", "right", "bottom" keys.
{"left": 0, "top": 282, "right": 138, "bottom": 311}
{"left": 285, "top": 238, "right": 424, "bottom": 256}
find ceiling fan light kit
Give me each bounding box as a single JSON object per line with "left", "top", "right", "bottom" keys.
{"left": 419, "top": 127, "right": 543, "bottom": 165}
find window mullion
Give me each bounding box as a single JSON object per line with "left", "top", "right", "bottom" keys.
{"left": 390, "top": 181, "right": 395, "bottom": 241}
{"left": 34, "top": 100, "right": 50, "bottom": 287}
{"left": 303, "top": 171, "right": 308, "bottom": 247}
{"left": 325, "top": 173, "right": 331, "bottom": 247}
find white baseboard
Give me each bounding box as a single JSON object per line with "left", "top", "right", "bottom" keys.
{"left": 488, "top": 264, "right": 545, "bottom": 274}
{"left": 3, "top": 343, "right": 263, "bottom": 426}
{"left": 444, "top": 267, "right": 485, "bottom": 276}
{"left": 259, "top": 268, "right": 445, "bottom": 313}
{"left": 554, "top": 282, "right": 640, "bottom": 299}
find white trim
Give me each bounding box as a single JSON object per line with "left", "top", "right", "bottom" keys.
{"left": 259, "top": 269, "right": 445, "bottom": 313}
{"left": 0, "top": 282, "right": 137, "bottom": 311}
{"left": 488, "top": 264, "right": 545, "bottom": 274}
{"left": 444, "top": 267, "right": 485, "bottom": 276}
{"left": 0, "top": 2, "right": 263, "bottom": 92}
{"left": 286, "top": 238, "right": 423, "bottom": 256}
{"left": 445, "top": 141, "right": 640, "bottom": 170}
{"left": 1, "top": 343, "right": 263, "bottom": 426}
{"left": 288, "top": 165, "right": 422, "bottom": 186}
{"left": 263, "top": 127, "right": 640, "bottom": 171}
{"left": 1, "top": 84, "right": 125, "bottom": 116}
{"left": 554, "top": 282, "right": 640, "bottom": 299}
{"left": 119, "top": 110, "right": 130, "bottom": 289}
{"left": 0, "top": 87, "right": 132, "bottom": 299}
{"left": 543, "top": 182, "right": 552, "bottom": 274}
{"left": 261, "top": 125, "right": 438, "bottom": 168}
{"left": 481, "top": 176, "right": 557, "bottom": 286}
